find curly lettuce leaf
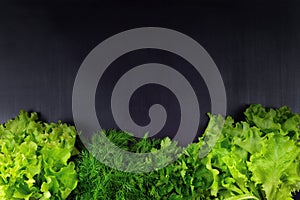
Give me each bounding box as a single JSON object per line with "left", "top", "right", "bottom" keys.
{"left": 248, "top": 134, "right": 300, "bottom": 200}
{"left": 245, "top": 104, "right": 300, "bottom": 140}
{"left": 0, "top": 111, "right": 78, "bottom": 200}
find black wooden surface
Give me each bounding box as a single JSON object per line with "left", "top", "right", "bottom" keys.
{"left": 0, "top": 0, "right": 299, "bottom": 198}
{"left": 1, "top": 0, "right": 299, "bottom": 122}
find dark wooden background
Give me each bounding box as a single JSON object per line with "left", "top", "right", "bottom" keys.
{"left": 0, "top": 0, "right": 299, "bottom": 198}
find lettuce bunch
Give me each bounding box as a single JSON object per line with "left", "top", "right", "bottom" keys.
{"left": 175, "top": 104, "right": 300, "bottom": 199}
{"left": 160, "top": 104, "right": 300, "bottom": 199}
{"left": 0, "top": 111, "right": 78, "bottom": 200}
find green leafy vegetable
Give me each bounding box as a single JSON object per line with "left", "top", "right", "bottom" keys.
{"left": 0, "top": 111, "right": 78, "bottom": 199}
{"left": 72, "top": 104, "right": 299, "bottom": 200}
{"left": 200, "top": 104, "right": 300, "bottom": 199}
{"left": 71, "top": 130, "right": 182, "bottom": 200}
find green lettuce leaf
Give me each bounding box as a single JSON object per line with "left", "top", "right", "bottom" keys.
{"left": 248, "top": 134, "right": 300, "bottom": 200}
{"left": 0, "top": 111, "right": 78, "bottom": 200}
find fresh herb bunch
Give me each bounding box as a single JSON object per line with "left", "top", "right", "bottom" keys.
{"left": 71, "top": 130, "right": 181, "bottom": 200}
{"left": 0, "top": 111, "right": 78, "bottom": 200}
{"left": 72, "top": 104, "right": 300, "bottom": 200}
